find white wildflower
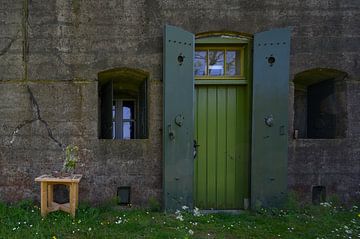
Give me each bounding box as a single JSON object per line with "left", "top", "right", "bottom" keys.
{"left": 176, "top": 214, "right": 184, "bottom": 221}
{"left": 188, "top": 229, "right": 194, "bottom": 235}
{"left": 193, "top": 207, "right": 202, "bottom": 217}
{"left": 182, "top": 205, "right": 189, "bottom": 210}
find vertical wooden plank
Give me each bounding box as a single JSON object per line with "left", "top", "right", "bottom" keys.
{"left": 40, "top": 182, "right": 47, "bottom": 217}
{"left": 194, "top": 88, "right": 199, "bottom": 205}
{"left": 206, "top": 86, "right": 217, "bottom": 208}
{"left": 196, "top": 87, "right": 208, "bottom": 208}
{"left": 226, "top": 87, "right": 237, "bottom": 208}
{"left": 216, "top": 86, "right": 227, "bottom": 209}
{"left": 236, "top": 86, "right": 247, "bottom": 208}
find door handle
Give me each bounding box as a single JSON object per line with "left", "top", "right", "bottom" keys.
{"left": 168, "top": 124, "right": 175, "bottom": 140}
{"left": 193, "top": 140, "right": 200, "bottom": 159}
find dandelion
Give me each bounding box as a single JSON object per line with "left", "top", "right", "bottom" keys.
{"left": 88, "top": 227, "right": 92, "bottom": 231}
{"left": 52, "top": 236, "right": 57, "bottom": 239}
{"left": 188, "top": 229, "right": 194, "bottom": 235}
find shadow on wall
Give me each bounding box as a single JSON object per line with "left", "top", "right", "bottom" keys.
{"left": 293, "top": 68, "right": 348, "bottom": 139}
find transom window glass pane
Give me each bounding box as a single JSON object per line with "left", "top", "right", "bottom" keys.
{"left": 194, "top": 51, "right": 207, "bottom": 76}
{"left": 226, "top": 50, "right": 241, "bottom": 76}
{"left": 208, "top": 50, "right": 224, "bottom": 76}
{"left": 123, "top": 122, "right": 134, "bottom": 139}
{"left": 122, "top": 101, "right": 135, "bottom": 120}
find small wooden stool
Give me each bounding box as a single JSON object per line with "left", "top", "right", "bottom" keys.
{"left": 35, "top": 174, "right": 82, "bottom": 217}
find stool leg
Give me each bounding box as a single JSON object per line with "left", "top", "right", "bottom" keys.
{"left": 47, "top": 184, "right": 53, "bottom": 208}
{"left": 75, "top": 183, "right": 79, "bottom": 208}
{"left": 40, "top": 182, "right": 48, "bottom": 217}
{"left": 69, "top": 183, "right": 76, "bottom": 217}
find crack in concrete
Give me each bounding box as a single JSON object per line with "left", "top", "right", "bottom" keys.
{"left": 9, "top": 86, "right": 64, "bottom": 149}
{"left": 0, "top": 37, "right": 17, "bottom": 56}
{"left": 23, "top": 0, "right": 29, "bottom": 81}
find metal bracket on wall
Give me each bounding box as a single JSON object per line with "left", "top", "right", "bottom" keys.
{"left": 264, "top": 115, "right": 274, "bottom": 127}
{"left": 175, "top": 114, "right": 184, "bottom": 127}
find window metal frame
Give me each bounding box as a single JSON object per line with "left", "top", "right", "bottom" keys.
{"left": 113, "top": 99, "right": 137, "bottom": 139}
{"left": 195, "top": 46, "right": 245, "bottom": 81}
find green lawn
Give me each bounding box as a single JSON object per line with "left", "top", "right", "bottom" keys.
{"left": 0, "top": 200, "right": 359, "bottom": 239}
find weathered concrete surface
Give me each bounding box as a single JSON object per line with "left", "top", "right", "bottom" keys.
{"left": 0, "top": 0, "right": 359, "bottom": 206}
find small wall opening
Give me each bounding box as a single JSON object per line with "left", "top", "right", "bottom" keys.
{"left": 312, "top": 186, "right": 326, "bottom": 205}
{"left": 293, "top": 68, "right": 347, "bottom": 139}
{"left": 117, "top": 186, "right": 131, "bottom": 205}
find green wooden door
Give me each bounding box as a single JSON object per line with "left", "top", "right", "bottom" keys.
{"left": 194, "top": 85, "right": 249, "bottom": 209}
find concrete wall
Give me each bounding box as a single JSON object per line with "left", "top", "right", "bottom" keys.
{"left": 0, "top": 0, "right": 359, "bottom": 205}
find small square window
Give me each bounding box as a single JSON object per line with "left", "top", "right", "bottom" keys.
{"left": 99, "top": 68, "right": 148, "bottom": 140}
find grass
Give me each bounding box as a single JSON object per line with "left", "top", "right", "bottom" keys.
{"left": 0, "top": 200, "right": 359, "bottom": 239}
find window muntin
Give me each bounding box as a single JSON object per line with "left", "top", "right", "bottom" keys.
{"left": 195, "top": 46, "right": 244, "bottom": 79}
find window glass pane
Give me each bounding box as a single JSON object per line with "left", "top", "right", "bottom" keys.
{"left": 194, "top": 51, "right": 207, "bottom": 76}
{"left": 208, "top": 50, "right": 224, "bottom": 76}
{"left": 123, "top": 101, "right": 134, "bottom": 120}
{"left": 123, "top": 122, "right": 134, "bottom": 139}
{"left": 226, "top": 50, "right": 241, "bottom": 76}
